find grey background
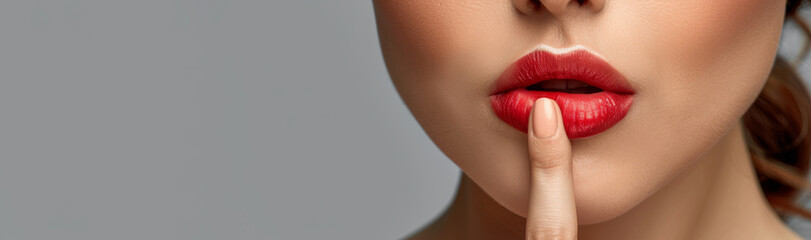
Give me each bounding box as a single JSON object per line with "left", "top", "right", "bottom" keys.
{"left": 1, "top": 1, "right": 811, "bottom": 239}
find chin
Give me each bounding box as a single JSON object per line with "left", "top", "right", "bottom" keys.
{"left": 459, "top": 130, "right": 713, "bottom": 226}
{"left": 494, "top": 175, "right": 653, "bottom": 225}
{"left": 489, "top": 175, "right": 661, "bottom": 225}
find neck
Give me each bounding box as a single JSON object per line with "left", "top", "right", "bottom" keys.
{"left": 412, "top": 121, "right": 801, "bottom": 240}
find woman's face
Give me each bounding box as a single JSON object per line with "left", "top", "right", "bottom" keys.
{"left": 373, "top": 0, "right": 786, "bottom": 224}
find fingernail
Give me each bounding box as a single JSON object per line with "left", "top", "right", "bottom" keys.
{"left": 532, "top": 98, "right": 557, "bottom": 139}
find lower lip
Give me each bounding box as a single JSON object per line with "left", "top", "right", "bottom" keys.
{"left": 490, "top": 89, "right": 634, "bottom": 139}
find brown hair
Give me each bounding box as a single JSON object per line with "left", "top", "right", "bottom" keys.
{"left": 744, "top": 0, "right": 811, "bottom": 221}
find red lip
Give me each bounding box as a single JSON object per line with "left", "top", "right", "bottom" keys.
{"left": 489, "top": 48, "right": 635, "bottom": 139}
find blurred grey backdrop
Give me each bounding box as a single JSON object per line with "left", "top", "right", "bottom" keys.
{"left": 2, "top": 1, "right": 811, "bottom": 239}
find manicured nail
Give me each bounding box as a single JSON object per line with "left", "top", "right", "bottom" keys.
{"left": 532, "top": 98, "right": 557, "bottom": 139}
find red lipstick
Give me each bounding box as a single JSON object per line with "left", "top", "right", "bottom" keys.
{"left": 489, "top": 47, "right": 634, "bottom": 139}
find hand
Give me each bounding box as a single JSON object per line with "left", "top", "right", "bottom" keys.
{"left": 525, "top": 98, "right": 577, "bottom": 240}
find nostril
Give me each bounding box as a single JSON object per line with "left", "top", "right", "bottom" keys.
{"left": 529, "top": 0, "right": 589, "bottom": 11}
{"left": 529, "top": 0, "right": 542, "bottom": 10}
{"left": 519, "top": 0, "right": 596, "bottom": 15}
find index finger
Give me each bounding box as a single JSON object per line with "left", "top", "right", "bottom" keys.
{"left": 525, "top": 98, "right": 577, "bottom": 240}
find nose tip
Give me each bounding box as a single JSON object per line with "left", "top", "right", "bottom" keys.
{"left": 513, "top": 0, "right": 604, "bottom": 16}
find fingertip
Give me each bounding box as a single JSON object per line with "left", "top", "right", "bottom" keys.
{"left": 530, "top": 98, "right": 558, "bottom": 139}
{"left": 527, "top": 97, "right": 572, "bottom": 170}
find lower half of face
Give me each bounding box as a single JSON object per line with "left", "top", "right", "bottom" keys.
{"left": 373, "top": 0, "right": 786, "bottom": 224}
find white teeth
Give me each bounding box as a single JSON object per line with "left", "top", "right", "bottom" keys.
{"left": 566, "top": 79, "right": 591, "bottom": 88}
{"left": 539, "top": 79, "right": 568, "bottom": 90}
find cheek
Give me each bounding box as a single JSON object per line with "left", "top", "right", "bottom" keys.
{"left": 623, "top": 0, "right": 784, "bottom": 135}
{"left": 372, "top": 1, "right": 517, "bottom": 148}
{"left": 581, "top": 0, "right": 784, "bottom": 217}
{"left": 646, "top": 0, "right": 784, "bottom": 96}
{"left": 373, "top": 2, "right": 507, "bottom": 77}
{"left": 373, "top": 1, "right": 451, "bottom": 75}
{"left": 373, "top": 1, "right": 523, "bottom": 96}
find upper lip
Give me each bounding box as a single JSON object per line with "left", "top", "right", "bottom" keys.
{"left": 491, "top": 47, "right": 634, "bottom": 95}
